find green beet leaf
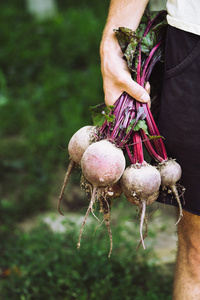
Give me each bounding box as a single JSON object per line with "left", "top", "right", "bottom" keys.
{"left": 133, "top": 119, "right": 148, "bottom": 134}
{"left": 89, "top": 103, "right": 115, "bottom": 127}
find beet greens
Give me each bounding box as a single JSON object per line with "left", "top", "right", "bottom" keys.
{"left": 59, "top": 10, "right": 185, "bottom": 255}
{"left": 91, "top": 10, "right": 168, "bottom": 163}
{"left": 90, "top": 10, "right": 184, "bottom": 248}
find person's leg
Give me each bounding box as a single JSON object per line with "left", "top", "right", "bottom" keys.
{"left": 173, "top": 209, "right": 200, "bottom": 299}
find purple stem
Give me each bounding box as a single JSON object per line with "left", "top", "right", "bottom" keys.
{"left": 144, "top": 51, "right": 162, "bottom": 83}
{"left": 140, "top": 40, "right": 163, "bottom": 87}
{"left": 137, "top": 44, "right": 142, "bottom": 85}
{"left": 117, "top": 107, "right": 136, "bottom": 147}
{"left": 140, "top": 129, "right": 164, "bottom": 163}
{"left": 132, "top": 131, "right": 144, "bottom": 164}
{"left": 143, "top": 10, "right": 166, "bottom": 37}
{"left": 110, "top": 94, "right": 134, "bottom": 143}
{"left": 125, "top": 144, "right": 134, "bottom": 164}
{"left": 142, "top": 103, "right": 168, "bottom": 160}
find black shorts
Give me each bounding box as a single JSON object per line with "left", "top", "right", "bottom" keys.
{"left": 157, "top": 25, "right": 200, "bottom": 215}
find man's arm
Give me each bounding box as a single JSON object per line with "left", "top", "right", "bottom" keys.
{"left": 100, "top": 0, "right": 150, "bottom": 106}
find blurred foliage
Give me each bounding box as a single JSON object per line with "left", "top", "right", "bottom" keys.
{"left": 0, "top": 218, "right": 173, "bottom": 299}
{"left": 0, "top": 2, "right": 174, "bottom": 299}
{"left": 0, "top": 0, "right": 109, "bottom": 224}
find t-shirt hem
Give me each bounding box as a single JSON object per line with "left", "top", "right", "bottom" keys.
{"left": 167, "top": 15, "right": 200, "bottom": 36}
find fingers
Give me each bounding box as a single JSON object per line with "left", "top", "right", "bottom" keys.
{"left": 124, "top": 76, "right": 150, "bottom": 103}
{"left": 145, "top": 81, "right": 151, "bottom": 108}
{"left": 145, "top": 81, "right": 151, "bottom": 95}
{"left": 101, "top": 43, "right": 151, "bottom": 107}
{"left": 104, "top": 75, "right": 151, "bottom": 107}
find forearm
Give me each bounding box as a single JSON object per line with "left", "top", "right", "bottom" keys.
{"left": 103, "top": 0, "right": 149, "bottom": 34}
{"left": 100, "top": 0, "right": 150, "bottom": 106}
{"left": 101, "top": 0, "right": 149, "bottom": 51}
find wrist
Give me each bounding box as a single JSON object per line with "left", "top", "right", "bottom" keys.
{"left": 100, "top": 30, "right": 122, "bottom": 59}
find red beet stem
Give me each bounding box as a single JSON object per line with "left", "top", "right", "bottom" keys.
{"left": 132, "top": 131, "right": 144, "bottom": 164}
{"left": 142, "top": 103, "right": 168, "bottom": 160}
{"left": 140, "top": 129, "right": 164, "bottom": 163}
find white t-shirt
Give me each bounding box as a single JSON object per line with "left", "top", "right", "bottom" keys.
{"left": 166, "top": 0, "right": 200, "bottom": 35}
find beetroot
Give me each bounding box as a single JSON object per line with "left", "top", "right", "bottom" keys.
{"left": 78, "top": 139, "right": 126, "bottom": 255}
{"left": 68, "top": 125, "right": 97, "bottom": 164}
{"left": 111, "top": 11, "right": 184, "bottom": 228}
{"left": 58, "top": 10, "right": 185, "bottom": 256}
{"left": 58, "top": 125, "right": 97, "bottom": 215}
{"left": 120, "top": 163, "right": 161, "bottom": 249}
{"left": 93, "top": 10, "right": 184, "bottom": 249}
{"left": 158, "top": 158, "right": 183, "bottom": 224}
{"left": 80, "top": 175, "right": 122, "bottom": 257}
{"left": 81, "top": 140, "right": 125, "bottom": 187}
{"left": 121, "top": 164, "right": 161, "bottom": 206}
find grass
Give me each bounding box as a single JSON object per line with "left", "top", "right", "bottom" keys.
{"left": 0, "top": 2, "right": 174, "bottom": 299}
{"left": 0, "top": 207, "right": 173, "bottom": 300}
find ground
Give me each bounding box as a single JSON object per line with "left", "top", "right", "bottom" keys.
{"left": 18, "top": 187, "right": 178, "bottom": 267}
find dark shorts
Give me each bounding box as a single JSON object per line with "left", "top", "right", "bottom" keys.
{"left": 157, "top": 25, "right": 200, "bottom": 215}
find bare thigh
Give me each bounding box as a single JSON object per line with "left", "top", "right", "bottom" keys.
{"left": 178, "top": 209, "right": 200, "bottom": 260}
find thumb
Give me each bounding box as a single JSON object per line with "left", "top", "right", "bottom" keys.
{"left": 124, "top": 76, "right": 150, "bottom": 103}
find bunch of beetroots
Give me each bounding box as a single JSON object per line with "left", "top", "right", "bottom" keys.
{"left": 58, "top": 10, "right": 185, "bottom": 256}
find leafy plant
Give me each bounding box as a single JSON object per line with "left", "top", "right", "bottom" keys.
{"left": 0, "top": 219, "right": 173, "bottom": 300}
{"left": 0, "top": 1, "right": 109, "bottom": 225}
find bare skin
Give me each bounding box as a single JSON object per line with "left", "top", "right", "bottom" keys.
{"left": 173, "top": 209, "right": 200, "bottom": 299}
{"left": 100, "top": 0, "right": 150, "bottom": 106}
{"left": 100, "top": 0, "right": 200, "bottom": 299}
